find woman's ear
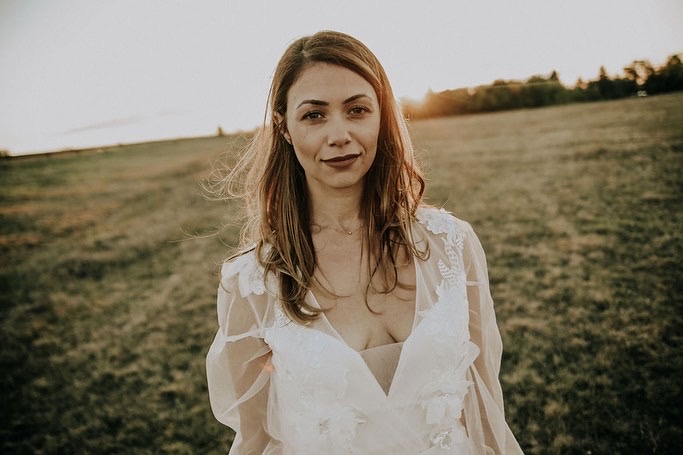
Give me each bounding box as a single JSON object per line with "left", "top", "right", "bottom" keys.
{"left": 274, "top": 112, "right": 291, "bottom": 144}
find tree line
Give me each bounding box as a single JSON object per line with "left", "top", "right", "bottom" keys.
{"left": 402, "top": 53, "right": 683, "bottom": 120}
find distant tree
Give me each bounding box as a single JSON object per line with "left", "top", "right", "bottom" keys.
{"left": 570, "top": 78, "right": 589, "bottom": 102}
{"left": 623, "top": 60, "right": 655, "bottom": 86}
{"left": 527, "top": 74, "right": 547, "bottom": 84}
{"left": 667, "top": 54, "right": 682, "bottom": 65}
{"left": 612, "top": 77, "right": 638, "bottom": 98}
{"left": 596, "top": 66, "right": 615, "bottom": 99}
{"left": 646, "top": 54, "right": 683, "bottom": 93}
{"left": 659, "top": 54, "right": 683, "bottom": 91}
{"left": 422, "top": 89, "right": 451, "bottom": 117}
{"left": 405, "top": 89, "right": 455, "bottom": 119}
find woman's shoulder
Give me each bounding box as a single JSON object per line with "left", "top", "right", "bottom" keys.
{"left": 415, "top": 206, "right": 473, "bottom": 241}
{"left": 220, "top": 245, "right": 271, "bottom": 298}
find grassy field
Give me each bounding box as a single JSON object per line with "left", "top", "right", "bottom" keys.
{"left": 1, "top": 92, "right": 681, "bottom": 454}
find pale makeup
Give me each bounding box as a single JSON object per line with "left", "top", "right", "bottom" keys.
{"left": 283, "top": 63, "right": 380, "bottom": 196}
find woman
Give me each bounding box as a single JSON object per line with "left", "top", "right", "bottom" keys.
{"left": 206, "top": 30, "right": 522, "bottom": 454}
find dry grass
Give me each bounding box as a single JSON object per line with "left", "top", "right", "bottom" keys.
{"left": 1, "top": 93, "right": 681, "bottom": 453}
{"left": 415, "top": 93, "right": 683, "bottom": 453}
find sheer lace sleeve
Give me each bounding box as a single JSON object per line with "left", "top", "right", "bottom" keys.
{"left": 206, "top": 253, "right": 275, "bottom": 454}
{"left": 461, "top": 223, "right": 523, "bottom": 454}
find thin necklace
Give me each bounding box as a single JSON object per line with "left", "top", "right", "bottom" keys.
{"left": 311, "top": 222, "right": 363, "bottom": 235}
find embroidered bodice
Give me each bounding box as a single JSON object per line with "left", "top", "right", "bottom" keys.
{"left": 207, "top": 208, "right": 523, "bottom": 454}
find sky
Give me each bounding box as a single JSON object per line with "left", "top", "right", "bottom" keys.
{"left": 0, "top": 0, "right": 681, "bottom": 155}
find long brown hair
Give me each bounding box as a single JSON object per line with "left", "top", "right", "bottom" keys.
{"left": 214, "top": 30, "right": 426, "bottom": 323}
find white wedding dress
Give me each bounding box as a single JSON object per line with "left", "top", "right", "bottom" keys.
{"left": 207, "top": 207, "right": 523, "bottom": 454}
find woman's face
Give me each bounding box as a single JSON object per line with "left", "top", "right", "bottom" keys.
{"left": 283, "top": 63, "right": 380, "bottom": 196}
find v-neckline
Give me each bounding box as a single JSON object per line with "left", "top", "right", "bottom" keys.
{"left": 309, "top": 258, "right": 421, "bottom": 351}
{"left": 304, "top": 259, "right": 423, "bottom": 398}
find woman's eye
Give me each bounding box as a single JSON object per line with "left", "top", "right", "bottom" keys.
{"left": 302, "top": 111, "right": 323, "bottom": 120}
{"left": 349, "top": 106, "right": 370, "bottom": 115}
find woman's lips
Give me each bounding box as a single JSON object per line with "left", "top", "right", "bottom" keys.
{"left": 322, "top": 153, "right": 360, "bottom": 169}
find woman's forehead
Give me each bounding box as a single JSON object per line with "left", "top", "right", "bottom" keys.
{"left": 287, "top": 63, "right": 377, "bottom": 107}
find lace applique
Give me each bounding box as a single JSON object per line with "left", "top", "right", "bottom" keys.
{"left": 418, "top": 207, "right": 468, "bottom": 338}
{"left": 418, "top": 295, "right": 477, "bottom": 450}
{"left": 267, "top": 304, "right": 365, "bottom": 454}
{"left": 427, "top": 425, "right": 468, "bottom": 451}
{"left": 221, "top": 250, "right": 266, "bottom": 297}
{"left": 419, "top": 339, "right": 477, "bottom": 450}
{"left": 417, "top": 207, "right": 463, "bottom": 249}
{"left": 292, "top": 405, "right": 366, "bottom": 454}
{"left": 418, "top": 207, "right": 465, "bottom": 286}
{"left": 416, "top": 207, "right": 476, "bottom": 449}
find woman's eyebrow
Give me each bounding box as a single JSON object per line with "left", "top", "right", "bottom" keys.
{"left": 297, "top": 99, "right": 328, "bottom": 108}
{"left": 343, "top": 93, "right": 372, "bottom": 104}
{"left": 296, "top": 94, "right": 373, "bottom": 109}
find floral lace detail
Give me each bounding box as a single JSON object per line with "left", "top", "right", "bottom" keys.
{"left": 416, "top": 207, "right": 477, "bottom": 450}
{"left": 419, "top": 296, "right": 477, "bottom": 450}
{"left": 417, "top": 207, "right": 463, "bottom": 249}
{"left": 419, "top": 342, "right": 476, "bottom": 450}
{"left": 418, "top": 207, "right": 465, "bottom": 289}
{"left": 267, "top": 304, "right": 365, "bottom": 454}
{"left": 426, "top": 425, "right": 468, "bottom": 452}
{"left": 221, "top": 249, "right": 266, "bottom": 297}
{"left": 292, "top": 404, "right": 365, "bottom": 454}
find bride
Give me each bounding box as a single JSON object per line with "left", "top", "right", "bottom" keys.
{"left": 206, "top": 30, "right": 523, "bottom": 454}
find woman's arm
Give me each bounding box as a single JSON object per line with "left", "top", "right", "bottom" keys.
{"left": 206, "top": 260, "right": 274, "bottom": 454}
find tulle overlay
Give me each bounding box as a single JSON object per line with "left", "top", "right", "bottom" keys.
{"left": 206, "top": 207, "right": 523, "bottom": 454}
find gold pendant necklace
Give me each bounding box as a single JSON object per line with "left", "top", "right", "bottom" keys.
{"left": 311, "top": 223, "right": 363, "bottom": 235}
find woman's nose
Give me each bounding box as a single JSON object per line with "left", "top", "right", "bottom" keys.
{"left": 326, "top": 118, "right": 352, "bottom": 147}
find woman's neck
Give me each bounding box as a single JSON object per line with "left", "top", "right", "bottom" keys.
{"left": 308, "top": 185, "right": 363, "bottom": 231}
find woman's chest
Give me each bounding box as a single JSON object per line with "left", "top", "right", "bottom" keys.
{"left": 314, "top": 290, "right": 415, "bottom": 351}
{"left": 313, "top": 255, "right": 417, "bottom": 351}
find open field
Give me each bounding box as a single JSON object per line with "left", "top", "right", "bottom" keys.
{"left": 1, "top": 92, "right": 682, "bottom": 453}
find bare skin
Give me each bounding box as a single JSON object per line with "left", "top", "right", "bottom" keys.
{"left": 311, "top": 226, "right": 416, "bottom": 352}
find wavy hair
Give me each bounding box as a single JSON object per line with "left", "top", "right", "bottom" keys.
{"left": 213, "top": 30, "right": 426, "bottom": 323}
